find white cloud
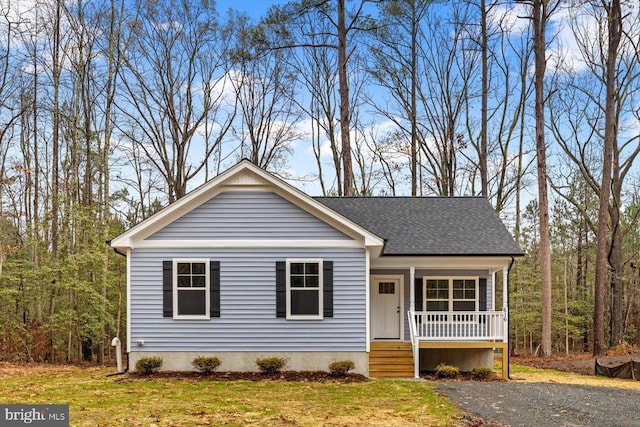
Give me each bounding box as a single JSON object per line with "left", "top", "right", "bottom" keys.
{"left": 547, "top": 2, "right": 640, "bottom": 74}
{"left": 546, "top": 4, "right": 598, "bottom": 74}
{"left": 487, "top": 2, "right": 531, "bottom": 35}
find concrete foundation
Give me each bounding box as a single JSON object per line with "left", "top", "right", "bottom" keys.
{"left": 129, "top": 351, "right": 369, "bottom": 376}
{"left": 419, "top": 348, "right": 493, "bottom": 372}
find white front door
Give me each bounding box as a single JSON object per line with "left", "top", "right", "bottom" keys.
{"left": 371, "top": 276, "right": 402, "bottom": 339}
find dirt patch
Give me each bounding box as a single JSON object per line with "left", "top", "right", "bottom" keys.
{"left": 513, "top": 347, "right": 640, "bottom": 376}
{"left": 123, "top": 370, "right": 368, "bottom": 383}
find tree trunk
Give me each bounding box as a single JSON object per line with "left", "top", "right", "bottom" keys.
{"left": 410, "top": 0, "right": 418, "bottom": 196}
{"left": 337, "top": 0, "right": 353, "bottom": 196}
{"left": 51, "top": 0, "right": 61, "bottom": 260}
{"left": 479, "top": 0, "right": 488, "bottom": 197}
{"left": 594, "top": 0, "right": 621, "bottom": 356}
{"left": 609, "top": 128, "right": 624, "bottom": 345}
{"left": 532, "top": 0, "right": 552, "bottom": 358}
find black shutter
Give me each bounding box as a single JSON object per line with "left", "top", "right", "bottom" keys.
{"left": 163, "top": 261, "right": 173, "bottom": 317}
{"left": 415, "top": 278, "right": 423, "bottom": 311}
{"left": 323, "top": 261, "right": 333, "bottom": 318}
{"left": 479, "top": 278, "right": 487, "bottom": 311}
{"left": 276, "top": 261, "right": 286, "bottom": 318}
{"left": 210, "top": 261, "right": 221, "bottom": 318}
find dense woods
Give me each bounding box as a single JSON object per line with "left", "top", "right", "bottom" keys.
{"left": 1, "top": 0, "right": 640, "bottom": 363}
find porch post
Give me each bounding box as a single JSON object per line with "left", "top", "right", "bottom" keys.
{"left": 502, "top": 262, "right": 510, "bottom": 380}
{"left": 414, "top": 340, "right": 420, "bottom": 378}
{"left": 409, "top": 266, "right": 415, "bottom": 311}
{"left": 502, "top": 263, "right": 508, "bottom": 312}
{"left": 410, "top": 266, "right": 418, "bottom": 378}
{"left": 491, "top": 271, "right": 496, "bottom": 310}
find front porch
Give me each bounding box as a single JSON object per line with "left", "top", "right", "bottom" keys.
{"left": 368, "top": 310, "right": 508, "bottom": 379}
{"left": 408, "top": 310, "right": 509, "bottom": 379}
{"left": 369, "top": 258, "right": 512, "bottom": 379}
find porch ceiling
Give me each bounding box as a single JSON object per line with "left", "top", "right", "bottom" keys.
{"left": 370, "top": 255, "right": 514, "bottom": 272}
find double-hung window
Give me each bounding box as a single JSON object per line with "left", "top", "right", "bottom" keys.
{"left": 424, "top": 277, "right": 478, "bottom": 313}
{"left": 286, "top": 259, "right": 323, "bottom": 320}
{"left": 452, "top": 279, "right": 476, "bottom": 311}
{"left": 174, "top": 259, "right": 210, "bottom": 319}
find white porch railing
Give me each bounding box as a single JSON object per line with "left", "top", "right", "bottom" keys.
{"left": 409, "top": 310, "right": 506, "bottom": 341}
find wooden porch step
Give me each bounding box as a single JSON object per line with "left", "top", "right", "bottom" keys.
{"left": 370, "top": 370, "right": 415, "bottom": 378}
{"left": 370, "top": 341, "right": 413, "bottom": 350}
{"left": 370, "top": 357, "right": 414, "bottom": 364}
{"left": 369, "top": 341, "right": 415, "bottom": 378}
{"left": 369, "top": 350, "right": 413, "bottom": 358}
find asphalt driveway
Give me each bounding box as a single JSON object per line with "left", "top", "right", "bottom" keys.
{"left": 438, "top": 381, "right": 640, "bottom": 427}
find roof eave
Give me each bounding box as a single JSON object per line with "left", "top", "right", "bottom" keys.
{"left": 379, "top": 252, "right": 524, "bottom": 257}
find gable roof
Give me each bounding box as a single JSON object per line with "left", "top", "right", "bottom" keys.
{"left": 110, "top": 160, "right": 384, "bottom": 251}
{"left": 315, "top": 197, "right": 523, "bottom": 256}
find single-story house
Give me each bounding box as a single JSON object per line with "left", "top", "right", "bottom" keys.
{"left": 110, "top": 160, "right": 522, "bottom": 378}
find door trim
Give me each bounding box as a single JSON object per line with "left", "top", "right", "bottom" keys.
{"left": 370, "top": 274, "right": 405, "bottom": 341}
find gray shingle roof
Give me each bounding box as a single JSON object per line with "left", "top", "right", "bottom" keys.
{"left": 315, "top": 197, "right": 523, "bottom": 256}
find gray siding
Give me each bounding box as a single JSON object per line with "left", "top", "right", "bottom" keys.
{"left": 130, "top": 247, "right": 366, "bottom": 352}
{"left": 147, "top": 191, "right": 351, "bottom": 241}
{"left": 371, "top": 268, "right": 492, "bottom": 342}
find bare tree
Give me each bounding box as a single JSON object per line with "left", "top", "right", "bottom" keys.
{"left": 520, "top": 0, "right": 560, "bottom": 358}
{"left": 416, "top": 2, "right": 477, "bottom": 196}
{"left": 287, "top": 11, "right": 341, "bottom": 194}
{"left": 230, "top": 13, "right": 302, "bottom": 170}
{"left": 261, "top": 0, "right": 377, "bottom": 196}
{"left": 116, "top": 1, "right": 235, "bottom": 202}
{"left": 548, "top": 0, "right": 638, "bottom": 351}
{"left": 463, "top": 2, "right": 535, "bottom": 214}
{"left": 368, "top": 0, "right": 429, "bottom": 196}
{"left": 594, "top": 0, "right": 621, "bottom": 355}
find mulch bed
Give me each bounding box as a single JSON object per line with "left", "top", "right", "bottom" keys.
{"left": 121, "top": 370, "right": 368, "bottom": 383}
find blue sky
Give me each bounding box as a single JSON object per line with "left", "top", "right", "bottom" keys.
{"left": 217, "top": 0, "right": 283, "bottom": 19}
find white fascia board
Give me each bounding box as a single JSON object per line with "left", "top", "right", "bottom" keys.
{"left": 371, "top": 256, "right": 514, "bottom": 271}
{"left": 111, "top": 160, "right": 384, "bottom": 251}
{"left": 134, "top": 239, "right": 364, "bottom": 249}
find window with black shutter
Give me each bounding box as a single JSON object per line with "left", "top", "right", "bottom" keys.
{"left": 275, "top": 259, "right": 332, "bottom": 320}
{"left": 162, "top": 259, "right": 220, "bottom": 320}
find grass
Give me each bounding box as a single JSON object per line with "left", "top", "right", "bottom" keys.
{"left": 0, "top": 364, "right": 458, "bottom": 426}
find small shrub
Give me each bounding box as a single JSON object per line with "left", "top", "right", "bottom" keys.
{"left": 471, "top": 367, "right": 494, "bottom": 380}
{"left": 256, "top": 356, "right": 287, "bottom": 374}
{"left": 329, "top": 360, "right": 355, "bottom": 376}
{"left": 192, "top": 356, "right": 221, "bottom": 374}
{"left": 135, "top": 356, "right": 163, "bottom": 375}
{"left": 434, "top": 363, "right": 459, "bottom": 379}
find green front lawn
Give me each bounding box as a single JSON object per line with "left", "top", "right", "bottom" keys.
{"left": 0, "top": 365, "right": 458, "bottom": 426}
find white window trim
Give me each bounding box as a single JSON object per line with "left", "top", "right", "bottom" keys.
{"left": 173, "top": 258, "right": 210, "bottom": 320}
{"left": 423, "top": 276, "right": 479, "bottom": 312}
{"left": 286, "top": 258, "right": 323, "bottom": 320}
